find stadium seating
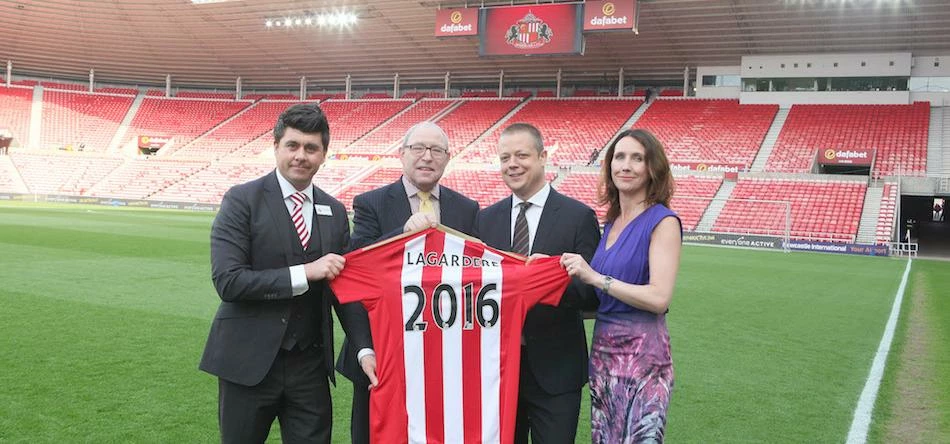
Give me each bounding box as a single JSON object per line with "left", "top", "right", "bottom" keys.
{"left": 440, "top": 169, "right": 557, "bottom": 207}
{"left": 127, "top": 98, "right": 250, "bottom": 150}
{"left": 634, "top": 99, "right": 778, "bottom": 169}
{"left": 92, "top": 159, "right": 209, "bottom": 200}
{"left": 0, "top": 85, "right": 34, "bottom": 146}
{"left": 402, "top": 91, "right": 445, "bottom": 99}
{"left": 9, "top": 153, "right": 124, "bottom": 195}
{"left": 875, "top": 183, "right": 898, "bottom": 244}
{"left": 96, "top": 87, "right": 140, "bottom": 95}
{"left": 766, "top": 103, "right": 929, "bottom": 177}
{"left": 42, "top": 82, "right": 88, "bottom": 91}
{"left": 346, "top": 100, "right": 457, "bottom": 154}
{"left": 714, "top": 178, "right": 867, "bottom": 241}
{"left": 243, "top": 94, "right": 298, "bottom": 100}
{"left": 176, "top": 92, "right": 235, "bottom": 99}
{"left": 334, "top": 167, "right": 404, "bottom": 211}
{"left": 555, "top": 170, "right": 722, "bottom": 229}
{"left": 172, "top": 101, "right": 300, "bottom": 158}
{"left": 318, "top": 100, "right": 414, "bottom": 151}
{"left": 435, "top": 99, "right": 522, "bottom": 151}
{"left": 41, "top": 90, "right": 134, "bottom": 151}
{"left": 0, "top": 156, "right": 27, "bottom": 193}
{"left": 462, "top": 99, "right": 641, "bottom": 165}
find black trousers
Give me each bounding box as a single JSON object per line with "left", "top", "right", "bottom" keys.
{"left": 348, "top": 378, "right": 371, "bottom": 444}
{"left": 513, "top": 352, "right": 581, "bottom": 444}
{"left": 218, "top": 345, "right": 331, "bottom": 444}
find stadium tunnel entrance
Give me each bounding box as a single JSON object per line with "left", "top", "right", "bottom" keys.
{"left": 900, "top": 195, "right": 950, "bottom": 259}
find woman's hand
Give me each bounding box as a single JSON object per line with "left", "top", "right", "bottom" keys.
{"left": 560, "top": 253, "right": 600, "bottom": 285}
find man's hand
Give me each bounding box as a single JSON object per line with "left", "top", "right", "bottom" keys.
{"left": 304, "top": 253, "right": 346, "bottom": 281}
{"left": 360, "top": 354, "right": 379, "bottom": 390}
{"left": 404, "top": 213, "right": 438, "bottom": 233}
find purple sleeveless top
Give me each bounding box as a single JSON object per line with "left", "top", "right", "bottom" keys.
{"left": 590, "top": 204, "right": 680, "bottom": 314}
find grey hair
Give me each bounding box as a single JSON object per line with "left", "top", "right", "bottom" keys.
{"left": 402, "top": 121, "right": 450, "bottom": 150}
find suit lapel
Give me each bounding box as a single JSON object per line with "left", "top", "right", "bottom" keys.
{"left": 387, "top": 180, "right": 413, "bottom": 231}
{"left": 263, "top": 173, "right": 298, "bottom": 263}
{"left": 312, "top": 185, "right": 334, "bottom": 255}
{"left": 533, "top": 190, "right": 562, "bottom": 254}
{"left": 501, "top": 196, "right": 514, "bottom": 250}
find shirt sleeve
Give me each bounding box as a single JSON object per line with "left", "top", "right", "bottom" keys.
{"left": 329, "top": 246, "right": 384, "bottom": 307}
{"left": 289, "top": 265, "right": 309, "bottom": 296}
{"left": 514, "top": 256, "right": 571, "bottom": 307}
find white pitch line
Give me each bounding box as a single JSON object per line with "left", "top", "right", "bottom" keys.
{"left": 846, "top": 258, "right": 913, "bottom": 444}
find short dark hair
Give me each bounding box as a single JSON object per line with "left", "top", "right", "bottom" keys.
{"left": 500, "top": 123, "right": 543, "bottom": 153}
{"left": 273, "top": 103, "right": 330, "bottom": 149}
{"left": 599, "top": 129, "right": 675, "bottom": 222}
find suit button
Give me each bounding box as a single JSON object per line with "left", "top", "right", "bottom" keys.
{"left": 281, "top": 318, "right": 287, "bottom": 324}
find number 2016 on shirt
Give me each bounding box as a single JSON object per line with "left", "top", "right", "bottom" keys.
{"left": 403, "top": 282, "right": 500, "bottom": 331}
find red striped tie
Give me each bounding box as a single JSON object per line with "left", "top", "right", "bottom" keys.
{"left": 289, "top": 192, "right": 310, "bottom": 249}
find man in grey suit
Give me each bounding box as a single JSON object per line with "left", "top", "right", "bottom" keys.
{"left": 200, "top": 103, "right": 375, "bottom": 443}
{"left": 336, "top": 121, "right": 479, "bottom": 444}
{"left": 475, "top": 123, "right": 600, "bottom": 444}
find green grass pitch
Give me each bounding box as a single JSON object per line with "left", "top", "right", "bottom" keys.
{"left": 0, "top": 203, "right": 939, "bottom": 442}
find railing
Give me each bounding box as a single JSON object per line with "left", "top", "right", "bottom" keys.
{"left": 888, "top": 242, "right": 918, "bottom": 258}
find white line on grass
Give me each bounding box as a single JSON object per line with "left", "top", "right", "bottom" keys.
{"left": 846, "top": 258, "right": 913, "bottom": 444}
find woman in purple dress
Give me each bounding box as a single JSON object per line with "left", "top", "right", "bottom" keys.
{"left": 561, "top": 129, "right": 682, "bottom": 443}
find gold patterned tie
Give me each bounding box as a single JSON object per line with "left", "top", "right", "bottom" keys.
{"left": 418, "top": 191, "right": 435, "bottom": 216}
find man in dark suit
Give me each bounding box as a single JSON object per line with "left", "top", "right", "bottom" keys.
{"left": 475, "top": 123, "right": 600, "bottom": 444}
{"left": 337, "top": 121, "right": 479, "bottom": 444}
{"left": 200, "top": 103, "right": 375, "bottom": 443}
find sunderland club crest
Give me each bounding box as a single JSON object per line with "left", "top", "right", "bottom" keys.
{"left": 504, "top": 11, "right": 552, "bottom": 49}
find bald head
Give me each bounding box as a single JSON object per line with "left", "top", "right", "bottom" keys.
{"left": 402, "top": 121, "right": 449, "bottom": 150}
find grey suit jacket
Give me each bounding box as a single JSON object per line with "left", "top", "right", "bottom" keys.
{"left": 200, "top": 171, "right": 371, "bottom": 387}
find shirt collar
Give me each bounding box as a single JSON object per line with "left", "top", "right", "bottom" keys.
{"left": 275, "top": 169, "right": 314, "bottom": 202}
{"left": 512, "top": 182, "right": 551, "bottom": 209}
{"left": 402, "top": 175, "right": 440, "bottom": 200}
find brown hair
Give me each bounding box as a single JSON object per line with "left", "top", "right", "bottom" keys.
{"left": 598, "top": 129, "right": 675, "bottom": 223}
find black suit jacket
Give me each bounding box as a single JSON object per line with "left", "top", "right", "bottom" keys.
{"left": 200, "top": 171, "right": 371, "bottom": 387}
{"left": 336, "top": 178, "right": 479, "bottom": 382}
{"left": 475, "top": 188, "right": 600, "bottom": 395}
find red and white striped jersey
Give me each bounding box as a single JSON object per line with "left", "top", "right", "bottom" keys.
{"left": 330, "top": 227, "right": 570, "bottom": 444}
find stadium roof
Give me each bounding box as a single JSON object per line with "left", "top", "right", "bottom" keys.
{"left": 1, "top": 0, "right": 949, "bottom": 89}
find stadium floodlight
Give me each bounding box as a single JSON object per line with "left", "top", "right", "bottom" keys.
{"left": 285, "top": 17, "right": 293, "bottom": 27}
{"left": 264, "top": 11, "right": 358, "bottom": 30}
{"left": 274, "top": 20, "right": 281, "bottom": 27}
{"left": 317, "top": 15, "right": 328, "bottom": 26}
{"left": 265, "top": 19, "right": 273, "bottom": 27}
{"left": 294, "top": 18, "right": 302, "bottom": 26}
{"left": 304, "top": 17, "right": 312, "bottom": 25}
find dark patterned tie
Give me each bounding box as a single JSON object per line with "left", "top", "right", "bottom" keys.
{"left": 512, "top": 202, "right": 532, "bottom": 255}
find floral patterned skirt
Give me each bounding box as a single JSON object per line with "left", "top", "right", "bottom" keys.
{"left": 589, "top": 311, "right": 674, "bottom": 444}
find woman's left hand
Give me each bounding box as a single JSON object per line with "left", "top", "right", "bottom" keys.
{"left": 560, "top": 253, "right": 599, "bottom": 285}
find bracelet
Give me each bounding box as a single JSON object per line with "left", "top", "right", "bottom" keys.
{"left": 602, "top": 275, "right": 613, "bottom": 294}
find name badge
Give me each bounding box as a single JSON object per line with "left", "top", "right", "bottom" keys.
{"left": 315, "top": 204, "right": 333, "bottom": 216}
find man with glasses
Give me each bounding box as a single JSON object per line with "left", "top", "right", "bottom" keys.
{"left": 336, "top": 121, "right": 479, "bottom": 444}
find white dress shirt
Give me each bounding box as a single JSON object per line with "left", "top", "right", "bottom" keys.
{"left": 275, "top": 171, "right": 313, "bottom": 296}
{"left": 509, "top": 183, "right": 551, "bottom": 254}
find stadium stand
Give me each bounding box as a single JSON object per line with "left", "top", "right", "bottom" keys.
{"left": 41, "top": 90, "right": 134, "bottom": 151}
{"left": 714, "top": 177, "right": 867, "bottom": 241}
{"left": 556, "top": 170, "right": 722, "bottom": 229}
{"left": 172, "top": 101, "right": 300, "bottom": 158}
{"left": 766, "top": 103, "right": 929, "bottom": 177}
{"left": 91, "top": 159, "right": 209, "bottom": 200}
{"left": 96, "top": 87, "right": 140, "bottom": 95}
{"left": 126, "top": 98, "right": 250, "bottom": 152}
{"left": 634, "top": 99, "right": 778, "bottom": 170}
{"left": 334, "top": 166, "right": 403, "bottom": 211}
{"left": 0, "top": 155, "right": 28, "bottom": 193}
{"left": 176, "top": 92, "right": 235, "bottom": 99}
{"left": 318, "top": 100, "right": 414, "bottom": 151}
{"left": 243, "top": 94, "right": 299, "bottom": 100}
{"left": 461, "top": 98, "right": 641, "bottom": 165}
{"left": 9, "top": 152, "right": 123, "bottom": 195}
{"left": 346, "top": 99, "right": 457, "bottom": 154}
{"left": 440, "top": 169, "right": 557, "bottom": 206}
{"left": 41, "top": 81, "right": 87, "bottom": 91}
{"left": 435, "top": 99, "right": 522, "bottom": 150}
{"left": 0, "top": 85, "right": 34, "bottom": 147}
{"left": 875, "top": 182, "right": 898, "bottom": 244}
{"left": 402, "top": 91, "right": 445, "bottom": 99}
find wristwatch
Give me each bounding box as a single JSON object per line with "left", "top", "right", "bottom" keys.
{"left": 602, "top": 275, "right": 613, "bottom": 293}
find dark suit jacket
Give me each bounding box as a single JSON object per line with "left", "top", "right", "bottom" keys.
{"left": 336, "top": 178, "right": 479, "bottom": 382}
{"left": 475, "top": 188, "right": 600, "bottom": 395}
{"left": 200, "top": 171, "right": 371, "bottom": 387}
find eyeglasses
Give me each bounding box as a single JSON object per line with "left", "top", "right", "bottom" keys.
{"left": 404, "top": 143, "right": 449, "bottom": 158}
